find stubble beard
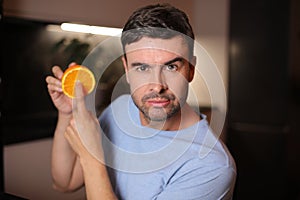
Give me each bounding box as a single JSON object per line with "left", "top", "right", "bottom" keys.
{"left": 132, "top": 92, "right": 181, "bottom": 122}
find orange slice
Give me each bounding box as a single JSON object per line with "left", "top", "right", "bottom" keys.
{"left": 61, "top": 65, "right": 96, "bottom": 98}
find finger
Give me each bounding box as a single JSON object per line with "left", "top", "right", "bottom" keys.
{"left": 65, "top": 122, "right": 87, "bottom": 155}
{"left": 47, "top": 83, "right": 63, "bottom": 93}
{"left": 64, "top": 127, "right": 72, "bottom": 143}
{"left": 65, "top": 126, "right": 74, "bottom": 138}
{"left": 69, "top": 118, "right": 80, "bottom": 133}
{"left": 69, "top": 62, "right": 77, "bottom": 67}
{"left": 64, "top": 126, "right": 78, "bottom": 152}
{"left": 52, "top": 66, "right": 64, "bottom": 79}
{"left": 65, "top": 122, "right": 81, "bottom": 142}
{"left": 75, "top": 81, "right": 85, "bottom": 99}
{"left": 73, "top": 81, "right": 87, "bottom": 117}
{"left": 46, "top": 76, "right": 62, "bottom": 92}
{"left": 45, "top": 75, "right": 61, "bottom": 85}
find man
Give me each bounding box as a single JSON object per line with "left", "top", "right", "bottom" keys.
{"left": 46, "top": 4, "right": 236, "bottom": 200}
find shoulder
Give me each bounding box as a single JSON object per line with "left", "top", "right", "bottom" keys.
{"left": 161, "top": 126, "right": 236, "bottom": 198}
{"left": 190, "top": 122, "right": 236, "bottom": 169}
{"left": 169, "top": 142, "right": 236, "bottom": 182}
{"left": 160, "top": 153, "right": 236, "bottom": 199}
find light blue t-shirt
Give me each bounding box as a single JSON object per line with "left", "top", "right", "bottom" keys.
{"left": 99, "top": 95, "right": 236, "bottom": 200}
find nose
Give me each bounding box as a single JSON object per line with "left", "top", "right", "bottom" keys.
{"left": 149, "top": 68, "right": 168, "bottom": 93}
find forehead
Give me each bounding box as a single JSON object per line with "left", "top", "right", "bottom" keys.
{"left": 124, "top": 36, "right": 189, "bottom": 62}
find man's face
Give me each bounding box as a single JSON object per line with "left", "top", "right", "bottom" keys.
{"left": 123, "top": 36, "right": 195, "bottom": 124}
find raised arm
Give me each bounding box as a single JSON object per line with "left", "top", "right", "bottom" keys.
{"left": 64, "top": 82, "right": 117, "bottom": 199}
{"left": 46, "top": 64, "right": 84, "bottom": 191}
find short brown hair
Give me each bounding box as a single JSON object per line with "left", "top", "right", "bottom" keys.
{"left": 121, "top": 4, "right": 195, "bottom": 58}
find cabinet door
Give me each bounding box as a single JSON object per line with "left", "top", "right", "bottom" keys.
{"left": 227, "top": 0, "right": 290, "bottom": 199}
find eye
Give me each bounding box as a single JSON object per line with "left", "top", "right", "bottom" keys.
{"left": 136, "top": 64, "right": 150, "bottom": 72}
{"left": 165, "top": 64, "right": 178, "bottom": 71}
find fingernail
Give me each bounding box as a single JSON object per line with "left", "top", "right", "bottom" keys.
{"left": 75, "top": 80, "right": 79, "bottom": 86}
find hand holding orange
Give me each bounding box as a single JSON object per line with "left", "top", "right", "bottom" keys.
{"left": 61, "top": 65, "right": 96, "bottom": 98}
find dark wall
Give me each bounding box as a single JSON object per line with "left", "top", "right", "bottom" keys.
{"left": 227, "top": 0, "right": 294, "bottom": 199}
{"left": 0, "top": 17, "right": 95, "bottom": 145}
{"left": 0, "top": 0, "right": 4, "bottom": 192}
{"left": 1, "top": 19, "right": 58, "bottom": 145}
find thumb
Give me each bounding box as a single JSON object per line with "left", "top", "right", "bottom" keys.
{"left": 73, "top": 81, "right": 86, "bottom": 114}
{"left": 75, "top": 81, "right": 85, "bottom": 98}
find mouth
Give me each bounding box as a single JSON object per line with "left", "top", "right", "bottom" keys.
{"left": 146, "top": 98, "right": 170, "bottom": 107}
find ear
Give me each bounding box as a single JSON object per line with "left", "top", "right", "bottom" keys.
{"left": 188, "top": 56, "right": 196, "bottom": 82}
{"left": 122, "top": 56, "right": 130, "bottom": 83}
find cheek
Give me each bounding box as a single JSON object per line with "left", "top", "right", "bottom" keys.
{"left": 128, "top": 73, "right": 145, "bottom": 93}
{"left": 165, "top": 74, "right": 189, "bottom": 99}
{"left": 127, "top": 74, "right": 150, "bottom": 99}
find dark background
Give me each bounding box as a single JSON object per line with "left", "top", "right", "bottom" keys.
{"left": 1, "top": 19, "right": 60, "bottom": 145}
{"left": 227, "top": 0, "right": 300, "bottom": 199}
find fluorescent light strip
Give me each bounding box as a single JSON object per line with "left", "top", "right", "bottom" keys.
{"left": 60, "top": 23, "right": 122, "bottom": 36}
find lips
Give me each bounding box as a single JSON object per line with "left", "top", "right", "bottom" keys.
{"left": 146, "top": 98, "right": 170, "bottom": 107}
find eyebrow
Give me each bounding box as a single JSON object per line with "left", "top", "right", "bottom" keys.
{"left": 130, "top": 57, "right": 184, "bottom": 67}
{"left": 164, "top": 57, "right": 184, "bottom": 66}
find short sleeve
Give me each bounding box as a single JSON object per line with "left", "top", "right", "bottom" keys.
{"left": 155, "top": 165, "right": 236, "bottom": 200}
